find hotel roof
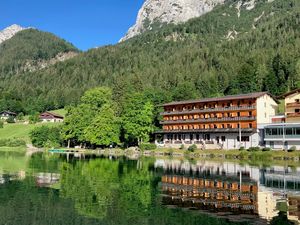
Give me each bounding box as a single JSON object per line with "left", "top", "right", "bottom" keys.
{"left": 161, "top": 92, "right": 278, "bottom": 107}
{"left": 277, "top": 88, "right": 300, "bottom": 99}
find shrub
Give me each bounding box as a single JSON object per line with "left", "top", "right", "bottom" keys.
{"left": 6, "top": 116, "right": 15, "bottom": 123}
{"left": 29, "top": 113, "right": 40, "bottom": 124}
{"left": 188, "top": 144, "right": 197, "bottom": 152}
{"left": 262, "top": 147, "right": 271, "bottom": 152}
{"left": 239, "top": 146, "right": 246, "bottom": 151}
{"left": 288, "top": 146, "right": 297, "bottom": 152}
{"left": 16, "top": 113, "right": 24, "bottom": 121}
{"left": 248, "top": 147, "right": 260, "bottom": 152}
{"left": 30, "top": 126, "right": 62, "bottom": 148}
{"left": 139, "top": 143, "right": 157, "bottom": 151}
{"left": 0, "top": 121, "right": 3, "bottom": 128}
{"left": 179, "top": 144, "right": 185, "bottom": 150}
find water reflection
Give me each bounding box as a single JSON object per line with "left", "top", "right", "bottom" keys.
{"left": 154, "top": 159, "right": 300, "bottom": 224}
{"left": 0, "top": 152, "right": 299, "bottom": 225}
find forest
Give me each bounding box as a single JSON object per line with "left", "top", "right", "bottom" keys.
{"left": 0, "top": 0, "right": 299, "bottom": 115}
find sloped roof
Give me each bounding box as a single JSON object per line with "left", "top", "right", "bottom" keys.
{"left": 162, "top": 92, "right": 278, "bottom": 107}
{"left": 0, "top": 111, "right": 17, "bottom": 116}
{"left": 40, "top": 111, "right": 64, "bottom": 119}
{"left": 277, "top": 88, "right": 300, "bottom": 99}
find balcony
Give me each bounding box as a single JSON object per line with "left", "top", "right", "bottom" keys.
{"left": 286, "top": 102, "right": 300, "bottom": 108}
{"left": 160, "top": 116, "right": 256, "bottom": 125}
{"left": 161, "top": 105, "right": 256, "bottom": 116}
{"left": 155, "top": 128, "right": 255, "bottom": 134}
{"left": 287, "top": 113, "right": 300, "bottom": 118}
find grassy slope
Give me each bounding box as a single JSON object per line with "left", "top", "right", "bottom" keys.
{"left": 0, "top": 122, "right": 60, "bottom": 143}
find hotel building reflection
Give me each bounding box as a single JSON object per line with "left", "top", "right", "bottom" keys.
{"left": 155, "top": 159, "right": 300, "bottom": 224}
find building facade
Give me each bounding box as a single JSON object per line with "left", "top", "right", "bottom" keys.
{"left": 279, "top": 89, "right": 300, "bottom": 123}
{"left": 156, "top": 92, "right": 278, "bottom": 150}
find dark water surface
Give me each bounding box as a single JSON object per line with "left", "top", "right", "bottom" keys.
{"left": 0, "top": 152, "right": 299, "bottom": 225}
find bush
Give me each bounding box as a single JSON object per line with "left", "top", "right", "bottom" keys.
{"left": 29, "top": 113, "right": 40, "bottom": 124}
{"left": 248, "top": 147, "right": 260, "bottom": 152}
{"left": 239, "top": 146, "right": 246, "bottom": 151}
{"left": 288, "top": 146, "right": 297, "bottom": 152}
{"left": 139, "top": 143, "right": 157, "bottom": 151}
{"left": 16, "top": 113, "right": 24, "bottom": 121}
{"left": 30, "top": 126, "right": 62, "bottom": 148}
{"left": 188, "top": 144, "right": 197, "bottom": 152}
{"left": 179, "top": 144, "right": 185, "bottom": 150}
{"left": 6, "top": 116, "right": 15, "bottom": 123}
{"left": 0, "top": 121, "right": 3, "bottom": 128}
{"left": 262, "top": 147, "right": 271, "bottom": 152}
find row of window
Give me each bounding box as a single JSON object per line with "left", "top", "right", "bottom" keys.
{"left": 164, "top": 123, "right": 253, "bottom": 130}
{"left": 166, "top": 101, "right": 255, "bottom": 112}
{"left": 165, "top": 111, "right": 253, "bottom": 121}
{"left": 265, "top": 127, "right": 300, "bottom": 136}
{"left": 165, "top": 134, "right": 250, "bottom": 142}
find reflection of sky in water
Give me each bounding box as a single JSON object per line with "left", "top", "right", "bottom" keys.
{"left": 154, "top": 159, "right": 300, "bottom": 224}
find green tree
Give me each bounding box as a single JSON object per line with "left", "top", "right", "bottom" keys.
{"left": 84, "top": 104, "right": 120, "bottom": 146}
{"left": 122, "top": 94, "right": 154, "bottom": 145}
{"left": 30, "top": 125, "right": 62, "bottom": 148}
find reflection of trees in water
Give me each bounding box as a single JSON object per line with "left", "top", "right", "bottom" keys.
{"left": 270, "top": 212, "right": 295, "bottom": 225}
{"left": 60, "top": 158, "right": 247, "bottom": 225}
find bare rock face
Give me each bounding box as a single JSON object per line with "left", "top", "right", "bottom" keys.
{"left": 0, "top": 24, "right": 28, "bottom": 45}
{"left": 120, "top": 0, "right": 225, "bottom": 41}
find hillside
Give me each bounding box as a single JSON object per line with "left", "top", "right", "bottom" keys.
{"left": 0, "top": 0, "right": 299, "bottom": 114}
{"left": 0, "top": 28, "right": 78, "bottom": 77}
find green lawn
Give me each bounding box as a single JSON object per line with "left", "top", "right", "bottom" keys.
{"left": 0, "top": 122, "right": 60, "bottom": 143}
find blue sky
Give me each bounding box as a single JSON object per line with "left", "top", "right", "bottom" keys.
{"left": 0, "top": 0, "right": 144, "bottom": 50}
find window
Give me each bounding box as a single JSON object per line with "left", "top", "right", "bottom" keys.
{"left": 249, "top": 111, "right": 252, "bottom": 117}
{"left": 286, "top": 128, "right": 293, "bottom": 135}
{"left": 296, "top": 128, "right": 300, "bottom": 135}
{"left": 295, "top": 109, "right": 300, "bottom": 113}
{"left": 249, "top": 123, "right": 252, "bottom": 128}
{"left": 296, "top": 99, "right": 300, "bottom": 103}
{"left": 221, "top": 136, "right": 226, "bottom": 142}
{"left": 237, "top": 136, "right": 250, "bottom": 142}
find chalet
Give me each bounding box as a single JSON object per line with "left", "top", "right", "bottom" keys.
{"left": 40, "top": 112, "right": 64, "bottom": 123}
{"left": 278, "top": 88, "right": 300, "bottom": 123}
{"left": 0, "top": 111, "right": 17, "bottom": 120}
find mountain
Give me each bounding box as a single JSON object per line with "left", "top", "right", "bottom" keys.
{"left": 120, "top": 0, "right": 225, "bottom": 41}
{"left": 0, "top": 0, "right": 299, "bottom": 114}
{"left": 0, "top": 28, "right": 79, "bottom": 77}
{"left": 0, "top": 24, "right": 28, "bottom": 45}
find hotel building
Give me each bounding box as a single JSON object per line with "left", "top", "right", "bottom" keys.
{"left": 156, "top": 92, "right": 278, "bottom": 149}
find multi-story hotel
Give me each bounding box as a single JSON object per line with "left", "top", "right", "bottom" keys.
{"left": 156, "top": 92, "right": 278, "bottom": 149}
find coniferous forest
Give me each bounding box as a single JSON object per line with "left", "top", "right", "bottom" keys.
{"left": 0, "top": 0, "right": 299, "bottom": 114}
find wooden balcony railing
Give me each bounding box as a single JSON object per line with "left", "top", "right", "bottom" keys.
{"left": 287, "top": 113, "right": 300, "bottom": 118}
{"left": 160, "top": 105, "right": 256, "bottom": 116}
{"left": 160, "top": 116, "right": 256, "bottom": 125}
{"left": 286, "top": 102, "right": 300, "bottom": 108}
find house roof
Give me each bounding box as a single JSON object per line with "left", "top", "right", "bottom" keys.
{"left": 0, "top": 111, "right": 17, "bottom": 116}
{"left": 40, "top": 112, "right": 64, "bottom": 119}
{"left": 277, "top": 88, "right": 300, "bottom": 99}
{"left": 161, "top": 92, "right": 278, "bottom": 107}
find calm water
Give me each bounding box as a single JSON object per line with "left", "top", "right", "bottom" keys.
{"left": 0, "top": 152, "right": 299, "bottom": 225}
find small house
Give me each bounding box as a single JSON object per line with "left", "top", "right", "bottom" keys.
{"left": 0, "top": 111, "right": 17, "bottom": 120}
{"left": 40, "top": 112, "right": 64, "bottom": 123}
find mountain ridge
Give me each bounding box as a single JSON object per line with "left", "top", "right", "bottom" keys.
{"left": 120, "top": 0, "right": 226, "bottom": 41}
{"left": 0, "top": 24, "right": 29, "bottom": 45}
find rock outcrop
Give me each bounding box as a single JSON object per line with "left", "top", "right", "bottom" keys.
{"left": 120, "top": 0, "right": 225, "bottom": 41}
{"left": 0, "top": 24, "right": 28, "bottom": 45}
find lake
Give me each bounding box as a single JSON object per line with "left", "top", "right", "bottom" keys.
{"left": 0, "top": 152, "right": 299, "bottom": 225}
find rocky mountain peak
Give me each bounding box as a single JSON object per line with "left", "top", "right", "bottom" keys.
{"left": 120, "top": 0, "right": 226, "bottom": 42}
{"left": 0, "top": 24, "right": 29, "bottom": 45}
